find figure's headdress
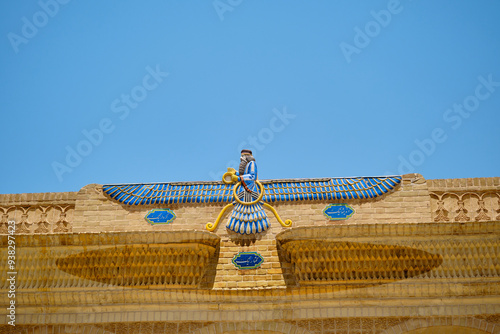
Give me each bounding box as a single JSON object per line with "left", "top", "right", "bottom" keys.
{"left": 239, "top": 150, "right": 254, "bottom": 175}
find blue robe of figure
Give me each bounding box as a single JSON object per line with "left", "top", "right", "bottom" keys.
{"left": 227, "top": 161, "right": 270, "bottom": 234}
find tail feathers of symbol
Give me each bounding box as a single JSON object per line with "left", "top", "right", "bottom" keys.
{"left": 227, "top": 202, "right": 270, "bottom": 235}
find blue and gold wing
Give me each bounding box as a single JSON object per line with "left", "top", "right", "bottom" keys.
{"left": 103, "top": 182, "right": 234, "bottom": 205}
{"left": 103, "top": 176, "right": 402, "bottom": 206}
{"left": 262, "top": 176, "right": 402, "bottom": 202}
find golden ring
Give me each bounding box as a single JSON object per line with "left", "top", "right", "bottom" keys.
{"left": 222, "top": 171, "right": 234, "bottom": 184}
{"left": 233, "top": 180, "right": 264, "bottom": 205}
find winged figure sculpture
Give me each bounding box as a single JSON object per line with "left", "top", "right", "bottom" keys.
{"left": 103, "top": 150, "right": 402, "bottom": 235}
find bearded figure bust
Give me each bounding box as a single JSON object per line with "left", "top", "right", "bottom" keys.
{"left": 226, "top": 150, "right": 270, "bottom": 234}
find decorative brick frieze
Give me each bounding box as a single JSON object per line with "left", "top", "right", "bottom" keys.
{"left": 0, "top": 203, "right": 74, "bottom": 234}
{"left": 428, "top": 177, "right": 500, "bottom": 223}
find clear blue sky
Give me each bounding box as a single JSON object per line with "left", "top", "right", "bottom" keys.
{"left": 1, "top": 1, "right": 499, "bottom": 195}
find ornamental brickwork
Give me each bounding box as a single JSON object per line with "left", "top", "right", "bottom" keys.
{"left": 1, "top": 173, "right": 499, "bottom": 334}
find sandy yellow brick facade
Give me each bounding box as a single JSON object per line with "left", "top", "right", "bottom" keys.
{"left": 428, "top": 177, "right": 500, "bottom": 223}
{"left": 70, "top": 173, "right": 432, "bottom": 235}
{"left": 0, "top": 191, "right": 76, "bottom": 234}
{"left": 65, "top": 173, "right": 436, "bottom": 291}
{"left": 1, "top": 173, "right": 499, "bottom": 333}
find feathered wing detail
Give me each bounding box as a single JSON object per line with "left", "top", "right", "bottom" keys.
{"left": 227, "top": 202, "right": 270, "bottom": 235}
{"left": 262, "top": 176, "right": 402, "bottom": 202}
{"left": 103, "top": 176, "right": 402, "bottom": 205}
{"left": 102, "top": 183, "right": 234, "bottom": 205}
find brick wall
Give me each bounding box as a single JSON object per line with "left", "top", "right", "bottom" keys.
{"left": 67, "top": 173, "right": 432, "bottom": 289}
{"left": 1, "top": 174, "right": 500, "bottom": 332}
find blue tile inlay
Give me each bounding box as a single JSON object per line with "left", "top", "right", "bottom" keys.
{"left": 232, "top": 252, "right": 264, "bottom": 270}
{"left": 144, "top": 209, "right": 176, "bottom": 225}
{"left": 323, "top": 204, "right": 355, "bottom": 220}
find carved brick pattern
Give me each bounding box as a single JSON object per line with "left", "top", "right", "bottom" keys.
{"left": 2, "top": 317, "right": 499, "bottom": 334}
{"left": 34, "top": 206, "right": 50, "bottom": 233}
{"left": 53, "top": 205, "right": 71, "bottom": 232}
{"left": 289, "top": 318, "right": 413, "bottom": 334}
{"left": 382, "top": 316, "right": 500, "bottom": 334}
{"left": 475, "top": 314, "right": 500, "bottom": 325}
{"left": 0, "top": 210, "right": 12, "bottom": 234}
{"left": 0, "top": 204, "right": 74, "bottom": 234}
{"left": 193, "top": 322, "right": 314, "bottom": 334}
{"left": 17, "top": 207, "right": 31, "bottom": 233}
{"left": 1, "top": 322, "right": 316, "bottom": 334}
{"left": 476, "top": 199, "right": 491, "bottom": 221}
{"left": 497, "top": 198, "right": 500, "bottom": 220}
{"left": 281, "top": 239, "right": 500, "bottom": 285}
{"left": 454, "top": 200, "right": 470, "bottom": 222}
{"left": 1, "top": 243, "right": 216, "bottom": 290}
{"left": 58, "top": 244, "right": 215, "bottom": 287}
{"left": 282, "top": 241, "right": 443, "bottom": 284}
{"left": 434, "top": 200, "right": 450, "bottom": 222}
{"left": 430, "top": 191, "right": 499, "bottom": 223}
{"left": 0, "top": 206, "right": 17, "bottom": 233}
